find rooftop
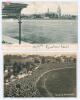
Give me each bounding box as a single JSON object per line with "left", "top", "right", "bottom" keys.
{"left": 2, "top": 2, "right": 28, "bottom": 15}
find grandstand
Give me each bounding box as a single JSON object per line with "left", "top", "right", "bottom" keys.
{"left": 2, "top": 2, "right": 28, "bottom": 18}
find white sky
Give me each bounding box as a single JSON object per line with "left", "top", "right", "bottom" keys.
{"left": 21, "top": 2, "right": 77, "bottom": 15}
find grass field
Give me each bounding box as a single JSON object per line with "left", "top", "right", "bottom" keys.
{"left": 37, "top": 67, "right": 76, "bottom": 97}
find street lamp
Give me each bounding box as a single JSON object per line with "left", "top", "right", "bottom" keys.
{"left": 18, "top": 14, "right": 22, "bottom": 44}
{"left": 2, "top": 3, "right": 28, "bottom": 44}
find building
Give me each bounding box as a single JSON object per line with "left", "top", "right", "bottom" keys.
{"left": 47, "top": 8, "right": 50, "bottom": 14}
{"left": 57, "top": 6, "right": 61, "bottom": 18}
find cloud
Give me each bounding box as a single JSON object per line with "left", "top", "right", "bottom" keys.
{"left": 21, "top": 2, "right": 77, "bottom": 15}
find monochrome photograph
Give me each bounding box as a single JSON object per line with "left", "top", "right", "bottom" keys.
{"left": 2, "top": 1, "right": 77, "bottom": 44}
{"left": 4, "top": 53, "right": 76, "bottom": 97}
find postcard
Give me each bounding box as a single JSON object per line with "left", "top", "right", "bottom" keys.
{"left": 2, "top": 0, "right": 78, "bottom": 98}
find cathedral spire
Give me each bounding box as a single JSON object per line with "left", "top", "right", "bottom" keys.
{"left": 57, "top": 5, "right": 61, "bottom": 18}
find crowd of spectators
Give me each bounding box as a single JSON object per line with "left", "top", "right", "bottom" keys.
{"left": 4, "top": 54, "right": 76, "bottom": 97}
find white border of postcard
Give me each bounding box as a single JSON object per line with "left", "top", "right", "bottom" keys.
{"left": 0, "top": 0, "right": 80, "bottom": 100}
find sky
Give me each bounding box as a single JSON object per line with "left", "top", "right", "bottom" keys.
{"left": 21, "top": 2, "right": 77, "bottom": 15}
